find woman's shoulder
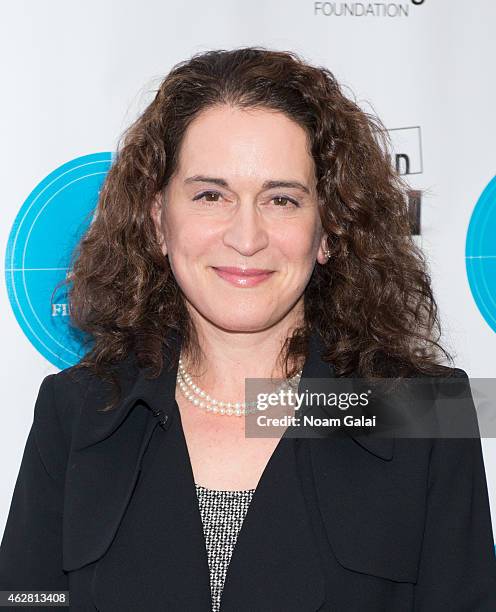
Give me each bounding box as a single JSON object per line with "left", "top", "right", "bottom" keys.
{"left": 35, "top": 355, "right": 137, "bottom": 454}
{"left": 52, "top": 351, "right": 137, "bottom": 401}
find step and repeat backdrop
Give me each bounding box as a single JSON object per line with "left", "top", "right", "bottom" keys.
{"left": 1, "top": 1, "right": 495, "bottom": 544}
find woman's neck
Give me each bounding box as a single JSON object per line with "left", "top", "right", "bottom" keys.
{"left": 179, "top": 322, "right": 305, "bottom": 401}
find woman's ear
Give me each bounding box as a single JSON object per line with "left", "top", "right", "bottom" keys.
{"left": 151, "top": 193, "right": 168, "bottom": 257}
{"left": 316, "top": 233, "right": 330, "bottom": 265}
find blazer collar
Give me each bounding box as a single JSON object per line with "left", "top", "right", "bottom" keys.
{"left": 73, "top": 326, "right": 393, "bottom": 461}
{"left": 72, "top": 328, "right": 182, "bottom": 452}
{"left": 298, "top": 330, "right": 393, "bottom": 461}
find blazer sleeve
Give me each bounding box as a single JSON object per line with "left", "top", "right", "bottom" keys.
{"left": 0, "top": 374, "right": 69, "bottom": 590}
{"left": 413, "top": 373, "right": 496, "bottom": 610}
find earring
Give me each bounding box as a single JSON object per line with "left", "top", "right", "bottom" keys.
{"left": 324, "top": 249, "right": 331, "bottom": 259}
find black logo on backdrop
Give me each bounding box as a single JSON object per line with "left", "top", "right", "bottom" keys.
{"left": 314, "top": 0, "right": 425, "bottom": 18}
{"left": 387, "top": 126, "right": 423, "bottom": 235}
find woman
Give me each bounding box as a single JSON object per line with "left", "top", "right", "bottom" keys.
{"left": 1, "top": 47, "right": 495, "bottom": 611}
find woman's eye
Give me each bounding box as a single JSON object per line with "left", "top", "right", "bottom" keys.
{"left": 193, "top": 190, "right": 222, "bottom": 204}
{"left": 272, "top": 195, "right": 300, "bottom": 208}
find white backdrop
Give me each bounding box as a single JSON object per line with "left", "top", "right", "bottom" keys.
{"left": 1, "top": 0, "right": 495, "bottom": 544}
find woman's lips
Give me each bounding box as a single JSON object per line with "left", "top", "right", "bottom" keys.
{"left": 212, "top": 266, "right": 275, "bottom": 287}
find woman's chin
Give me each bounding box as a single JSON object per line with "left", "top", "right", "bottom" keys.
{"left": 204, "top": 313, "right": 278, "bottom": 334}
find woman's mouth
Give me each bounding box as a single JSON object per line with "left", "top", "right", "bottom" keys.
{"left": 211, "top": 266, "right": 275, "bottom": 287}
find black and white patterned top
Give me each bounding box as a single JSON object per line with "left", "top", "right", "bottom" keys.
{"left": 195, "top": 482, "right": 256, "bottom": 612}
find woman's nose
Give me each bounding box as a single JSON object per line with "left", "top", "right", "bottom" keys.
{"left": 222, "top": 201, "right": 269, "bottom": 256}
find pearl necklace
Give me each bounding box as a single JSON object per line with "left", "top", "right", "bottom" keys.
{"left": 176, "top": 357, "right": 303, "bottom": 416}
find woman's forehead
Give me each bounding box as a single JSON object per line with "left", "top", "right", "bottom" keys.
{"left": 174, "top": 106, "right": 316, "bottom": 190}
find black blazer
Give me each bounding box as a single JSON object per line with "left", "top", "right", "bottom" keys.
{"left": 1, "top": 329, "right": 496, "bottom": 611}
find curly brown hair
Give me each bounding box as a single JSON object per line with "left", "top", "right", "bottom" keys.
{"left": 56, "top": 46, "right": 455, "bottom": 411}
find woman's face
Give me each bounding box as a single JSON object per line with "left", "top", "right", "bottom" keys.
{"left": 151, "top": 104, "right": 328, "bottom": 333}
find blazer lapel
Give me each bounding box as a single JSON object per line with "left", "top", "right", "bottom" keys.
{"left": 218, "top": 435, "right": 326, "bottom": 611}
{"left": 300, "top": 334, "right": 424, "bottom": 583}
{"left": 62, "top": 329, "right": 182, "bottom": 574}
{"left": 90, "top": 374, "right": 213, "bottom": 610}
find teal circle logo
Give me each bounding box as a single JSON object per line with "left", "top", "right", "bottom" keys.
{"left": 5, "top": 152, "right": 113, "bottom": 369}
{"left": 466, "top": 176, "right": 496, "bottom": 334}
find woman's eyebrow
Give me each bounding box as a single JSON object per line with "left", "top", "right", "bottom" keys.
{"left": 184, "top": 175, "right": 310, "bottom": 194}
